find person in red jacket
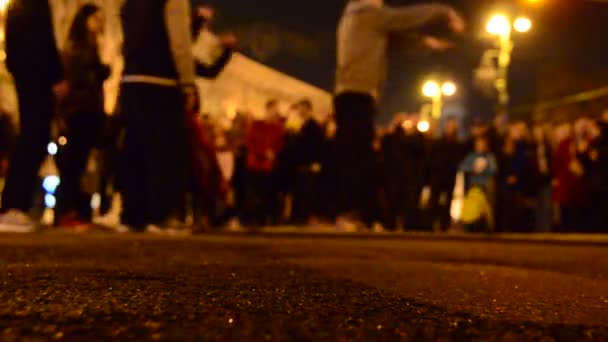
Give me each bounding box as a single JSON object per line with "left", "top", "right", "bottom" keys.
{"left": 244, "top": 100, "right": 286, "bottom": 226}
{"left": 183, "top": 88, "right": 227, "bottom": 232}
{"left": 552, "top": 123, "right": 588, "bottom": 232}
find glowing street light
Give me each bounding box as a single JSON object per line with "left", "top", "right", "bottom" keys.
{"left": 47, "top": 142, "right": 58, "bottom": 156}
{"left": 422, "top": 79, "right": 457, "bottom": 120}
{"left": 514, "top": 16, "right": 532, "bottom": 33}
{"left": 441, "top": 82, "right": 457, "bottom": 97}
{"left": 486, "top": 15, "right": 511, "bottom": 36}
{"left": 417, "top": 120, "right": 430, "bottom": 133}
{"left": 481, "top": 14, "right": 533, "bottom": 112}
{"left": 0, "top": 0, "right": 9, "bottom": 13}
{"left": 422, "top": 81, "right": 440, "bottom": 98}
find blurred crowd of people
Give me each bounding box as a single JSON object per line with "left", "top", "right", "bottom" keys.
{"left": 167, "top": 106, "right": 608, "bottom": 234}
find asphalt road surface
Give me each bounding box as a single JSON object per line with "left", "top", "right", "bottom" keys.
{"left": 0, "top": 232, "right": 607, "bottom": 341}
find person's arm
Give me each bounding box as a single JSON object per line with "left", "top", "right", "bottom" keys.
{"left": 165, "top": 0, "right": 196, "bottom": 85}
{"left": 42, "top": 1, "right": 64, "bottom": 86}
{"left": 371, "top": 4, "right": 453, "bottom": 34}
{"left": 459, "top": 154, "right": 474, "bottom": 173}
{"left": 195, "top": 47, "right": 233, "bottom": 79}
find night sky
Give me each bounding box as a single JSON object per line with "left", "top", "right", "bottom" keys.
{"left": 201, "top": 0, "right": 608, "bottom": 121}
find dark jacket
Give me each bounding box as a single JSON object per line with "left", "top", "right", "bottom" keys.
{"left": 428, "top": 135, "right": 467, "bottom": 188}
{"left": 5, "top": 0, "right": 63, "bottom": 87}
{"left": 293, "top": 119, "right": 325, "bottom": 168}
{"left": 381, "top": 128, "right": 406, "bottom": 180}
{"left": 60, "top": 43, "right": 110, "bottom": 117}
{"left": 496, "top": 142, "right": 528, "bottom": 192}
{"left": 381, "top": 128, "right": 426, "bottom": 184}
{"left": 402, "top": 131, "right": 427, "bottom": 184}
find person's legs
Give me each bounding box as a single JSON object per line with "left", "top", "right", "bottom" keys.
{"left": 293, "top": 170, "right": 320, "bottom": 225}
{"left": 120, "top": 84, "right": 188, "bottom": 229}
{"left": 382, "top": 180, "right": 403, "bottom": 231}
{"left": 535, "top": 185, "right": 553, "bottom": 232}
{"left": 440, "top": 184, "right": 456, "bottom": 231}
{"left": 403, "top": 184, "right": 422, "bottom": 229}
{"left": 263, "top": 172, "right": 280, "bottom": 226}
{"left": 430, "top": 183, "right": 455, "bottom": 231}
{"left": 244, "top": 171, "right": 263, "bottom": 226}
{"left": 143, "top": 86, "right": 188, "bottom": 225}
{"left": 560, "top": 206, "right": 575, "bottom": 232}
{"left": 233, "top": 147, "right": 248, "bottom": 224}
{"left": 119, "top": 85, "right": 149, "bottom": 230}
{"left": 55, "top": 113, "right": 103, "bottom": 224}
{"left": 333, "top": 92, "right": 376, "bottom": 225}
{"left": 496, "top": 189, "right": 518, "bottom": 232}
{"left": 1, "top": 85, "right": 53, "bottom": 214}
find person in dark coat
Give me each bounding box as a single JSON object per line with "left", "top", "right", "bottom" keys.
{"left": 528, "top": 126, "right": 553, "bottom": 232}
{"left": 0, "top": 0, "right": 68, "bottom": 232}
{"left": 380, "top": 115, "right": 426, "bottom": 230}
{"left": 401, "top": 118, "right": 427, "bottom": 229}
{"left": 380, "top": 117, "right": 407, "bottom": 231}
{"left": 54, "top": 4, "right": 110, "bottom": 228}
{"left": 428, "top": 117, "right": 467, "bottom": 231}
{"left": 318, "top": 118, "right": 339, "bottom": 223}
{"left": 495, "top": 123, "right": 529, "bottom": 232}
{"left": 580, "top": 120, "right": 608, "bottom": 233}
{"left": 289, "top": 99, "right": 325, "bottom": 225}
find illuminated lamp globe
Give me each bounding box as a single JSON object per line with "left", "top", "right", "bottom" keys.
{"left": 514, "top": 17, "right": 532, "bottom": 33}
{"left": 441, "top": 82, "right": 457, "bottom": 97}
{"left": 417, "top": 120, "right": 430, "bottom": 133}
{"left": 486, "top": 15, "right": 510, "bottom": 36}
{"left": 422, "top": 81, "right": 440, "bottom": 97}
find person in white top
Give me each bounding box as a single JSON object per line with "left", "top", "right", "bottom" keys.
{"left": 332, "top": 0, "right": 465, "bottom": 230}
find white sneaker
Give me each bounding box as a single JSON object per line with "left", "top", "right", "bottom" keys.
{"left": 112, "top": 224, "right": 130, "bottom": 234}
{"left": 93, "top": 193, "right": 122, "bottom": 226}
{"left": 335, "top": 216, "right": 359, "bottom": 233}
{"left": 0, "top": 210, "right": 36, "bottom": 233}
{"left": 94, "top": 213, "right": 120, "bottom": 227}
{"left": 372, "top": 223, "right": 385, "bottom": 233}
{"left": 225, "top": 218, "right": 244, "bottom": 232}
{"left": 165, "top": 227, "right": 191, "bottom": 237}
{"left": 145, "top": 225, "right": 164, "bottom": 235}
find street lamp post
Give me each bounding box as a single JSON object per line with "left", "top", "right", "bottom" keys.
{"left": 422, "top": 80, "right": 457, "bottom": 120}
{"left": 484, "top": 14, "right": 532, "bottom": 113}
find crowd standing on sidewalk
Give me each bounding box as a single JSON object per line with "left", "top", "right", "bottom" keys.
{"left": 0, "top": 0, "right": 607, "bottom": 235}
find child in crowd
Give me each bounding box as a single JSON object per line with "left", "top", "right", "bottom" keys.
{"left": 459, "top": 137, "right": 497, "bottom": 232}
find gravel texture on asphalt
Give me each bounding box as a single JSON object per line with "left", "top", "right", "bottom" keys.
{"left": 0, "top": 233, "right": 606, "bottom": 341}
